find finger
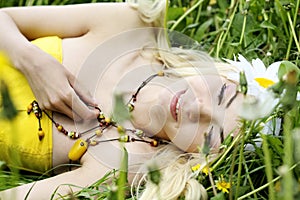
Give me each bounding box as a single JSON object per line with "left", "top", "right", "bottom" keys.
{"left": 70, "top": 92, "right": 100, "bottom": 120}
{"left": 53, "top": 101, "right": 82, "bottom": 122}
{"left": 68, "top": 73, "right": 97, "bottom": 106}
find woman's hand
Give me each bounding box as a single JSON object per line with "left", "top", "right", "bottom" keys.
{"left": 17, "top": 44, "right": 99, "bottom": 121}
{"left": 0, "top": 9, "right": 99, "bottom": 121}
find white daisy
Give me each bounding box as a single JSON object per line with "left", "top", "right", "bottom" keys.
{"left": 224, "top": 54, "right": 281, "bottom": 120}
{"left": 224, "top": 54, "right": 281, "bottom": 96}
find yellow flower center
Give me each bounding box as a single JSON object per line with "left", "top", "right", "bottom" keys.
{"left": 254, "top": 77, "right": 275, "bottom": 88}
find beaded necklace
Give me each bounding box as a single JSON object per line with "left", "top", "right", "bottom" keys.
{"left": 27, "top": 71, "right": 165, "bottom": 161}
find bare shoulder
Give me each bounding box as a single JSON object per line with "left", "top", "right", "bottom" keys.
{"left": 85, "top": 2, "right": 150, "bottom": 33}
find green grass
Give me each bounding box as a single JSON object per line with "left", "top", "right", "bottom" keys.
{"left": 0, "top": 0, "right": 300, "bottom": 199}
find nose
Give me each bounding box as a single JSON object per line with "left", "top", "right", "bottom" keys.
{"left": 186, "top": 98, "right": 212, "bottom": 122}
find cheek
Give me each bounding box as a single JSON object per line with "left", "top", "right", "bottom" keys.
{"left": 223, "top": 111, "right": 240, "bottom": 136}
{"left": 217, "top": 103, "right": 241, "bottom": 139}
{"left": 131, "top": 103, "right": 167, "bottom": 136}
{"left": 164, "top": 119, "right": 209, "bottom": 152}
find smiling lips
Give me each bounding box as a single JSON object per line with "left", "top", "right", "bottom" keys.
{"left": 170, "top": 90, "right": 186, "bottom": 121}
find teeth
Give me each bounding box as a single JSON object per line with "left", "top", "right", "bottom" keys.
{"left": 175, "top": 96, "right": 182, "bottom": 116}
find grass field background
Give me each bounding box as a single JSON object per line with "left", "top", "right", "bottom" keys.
{"left": 0, "top": 0, "right": 299, "bottom": 199}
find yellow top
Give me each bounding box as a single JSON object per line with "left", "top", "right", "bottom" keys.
{"left": 0, "top": 36, "right": 62, "bottom": 174}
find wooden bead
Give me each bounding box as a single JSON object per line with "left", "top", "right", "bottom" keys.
{"left": 68, "top": 139, "right": 88, "bottom": 161}
{"left": 150, "top": 139, "right": 158, "bottom": 147}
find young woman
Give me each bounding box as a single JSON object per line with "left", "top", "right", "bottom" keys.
{"left": 0, "top": 0, "right": 242, "bottom": 199}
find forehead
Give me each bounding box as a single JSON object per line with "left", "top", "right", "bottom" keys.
{"left": 184, "top": 74, "right": 230, "bottom": 88}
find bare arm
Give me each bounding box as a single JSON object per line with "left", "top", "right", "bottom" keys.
{"left": 0, "top": 153, "right": 110, "bottom": 200}
{"left": 0, "top": 4, "right": 92, "bottom": 41}
{"left": 0, "top": 3, "right": 98, "bottom": 65}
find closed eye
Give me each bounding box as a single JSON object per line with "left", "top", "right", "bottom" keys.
{"left": 218, "top": 83, "right": 227, "bottom": 105}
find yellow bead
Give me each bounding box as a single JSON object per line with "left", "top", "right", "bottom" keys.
{"left": 117, "top": 126, "right": 125, "bottom": 133}
{"left": 95, "top": 129, "right": 102, "bottom": 137}
{"left": 105, "top": 117, "right": 111, "bottom": 123}
{"left": 38, "top": 129, "right": 45, "bottom": 140}
{"left": 157, "top": 71, "right": 164, "bottom": 76}
{"left": 27, "top": 104, "right": 33, "bottom": 114}
{"left": 68, "top": 139, "right": 88, "bottom": 161}
{"left": 38, "top": 130, "right": 44, "bottom": 137}
{"left": 150, "top": 140, "right": 158, "bottom": 147}
{"left": 98, "top": 113, "right": 105, "bottom": 119}
{"left": 27, "top": 104, "right": 33, "bottom": 110}
{"left": 119, "top": 135, "right": 129, "bottom": 142}
{"left": 68, "top": 131, "right": 75, "bottom": 138}
{"left": 57, "top": 125, "right": 63, "bottom": 132}
{"left": 90, "top": 140, "right": 97, "bottom": 146}
{"left": 128, "top": 103, "right": 134, "bottom": 112}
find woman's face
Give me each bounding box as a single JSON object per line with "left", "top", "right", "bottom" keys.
{"left": 131, "top": 74, "right": 242, "bottom": 152}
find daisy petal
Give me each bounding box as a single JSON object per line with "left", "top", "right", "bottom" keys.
{"left": 265, "top": 61, "right": 281, "bottom": 82}
{"left": 252, "top": 58, "right": 266, "bottom": 77}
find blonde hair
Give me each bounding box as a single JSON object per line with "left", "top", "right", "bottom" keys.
{"left": 132, "top": 145, "right": 214, "bottom": 200}
{"left": 126, "top": 0, "right": 166, "bottom": 26}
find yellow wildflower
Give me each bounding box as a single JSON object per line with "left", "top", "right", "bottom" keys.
{"left": 202, "top": 166, "right": 212, "bottom": 176}
{"left": 191, "top": 164, "right": 212, "bottom": 176}
{"left": 216, "top": 175, "right": 231, "bottom": 193}
{"left": 191, "top": 163, "right": 201, "bottom": 172}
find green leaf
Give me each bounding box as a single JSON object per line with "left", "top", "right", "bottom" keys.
{"left": 167, "top": 7, "right": 184, "bottom": 21}
{"left": 112, "top": 93, "right": 130, "bottom": 124}
{"left": 194, "top": 18, "right": 213, "bottom": 41}
{"left": 278, "top": 61, "right": 300, "bottom": 80}
{"left": 211, "top": 192, "right": 225, "bottom": 200}
{"left": 260, "top": 21, "right": 276, "bottom": 29}
{"left": 147, "top": 163, "right": 161, "bottom": 185}
{"left": 117, "top": 147, "right": 128, "bottom": 200}
{"left": 266, "top": 135, "right": 284, "bottom": 156}
{"left": 76, "top": 191, "right": 91, "bottom": 198}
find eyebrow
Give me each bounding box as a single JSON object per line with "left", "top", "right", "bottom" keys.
{"left": 218, "top": 83, "right": 227, "bottom": 105}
